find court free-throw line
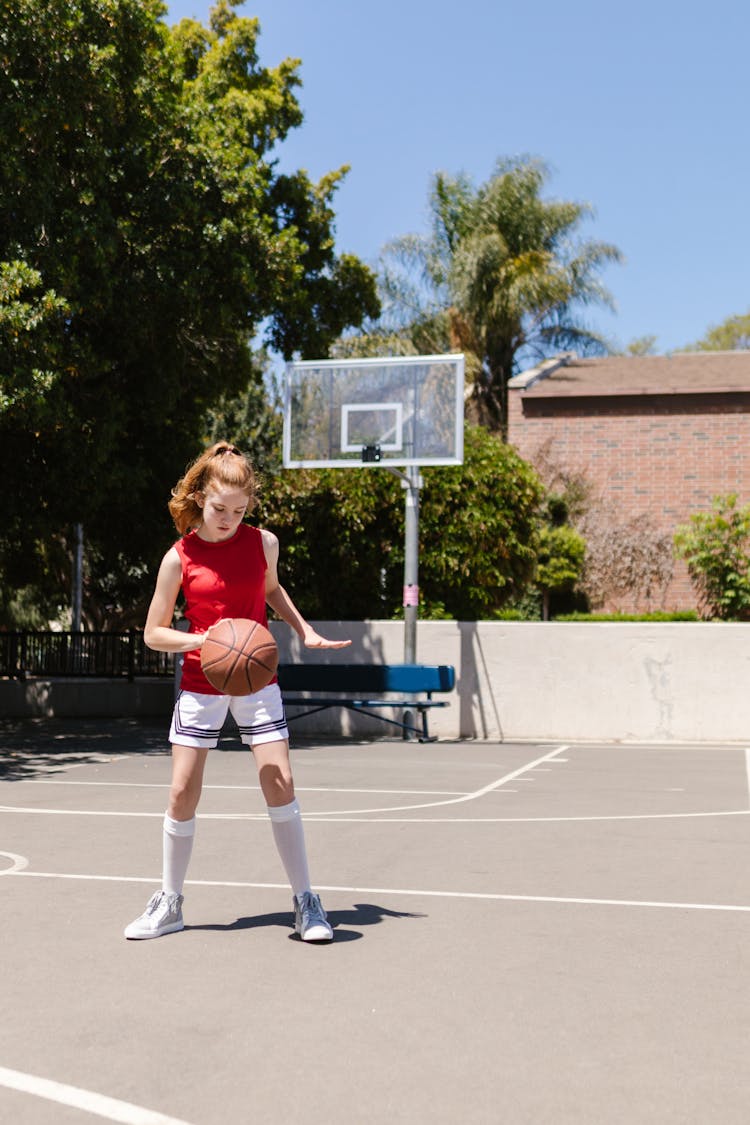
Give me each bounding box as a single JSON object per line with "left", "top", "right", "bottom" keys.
{"left": 6, "top": 868, "right": 750, "bottom": 915}
{"left": 0, "top": 1066, "right": 194, "bottom": 1125}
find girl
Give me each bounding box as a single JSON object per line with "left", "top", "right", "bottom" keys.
{"left": 124, "top": 442, "right": 349, "bottom": 942}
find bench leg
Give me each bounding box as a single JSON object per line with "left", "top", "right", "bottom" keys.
{"left": 346, "top": 705, "right": 436, "bottom": 743}
{"left": 401, "top": 707, "right": 436, "bottom": 743}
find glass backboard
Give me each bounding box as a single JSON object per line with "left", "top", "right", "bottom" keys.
{"left": 283, "top": 354, "right": 464, "bottom": 468}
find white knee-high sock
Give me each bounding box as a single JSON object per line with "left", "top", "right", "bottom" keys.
{"left": 162, "top": 814, "right": 195, "bottom": 896}
{"left": 267, "top": 799, "right": 311, "bottom": 899}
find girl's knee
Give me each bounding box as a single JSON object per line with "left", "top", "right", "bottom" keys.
{"left": 168, "top": 777, "right": 201, "bottom": 819}
{"left": 253, "top": 739, "right": 294, "bottom": 805}
{"left": 259, "top": 763, "right": 294, "bottom": 806}
{"left": 168, "top": 745, "right": 208, "bottom": 818}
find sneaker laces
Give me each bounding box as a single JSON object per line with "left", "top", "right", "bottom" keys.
{"left": 301, "top": 892, "right": 326, "bottom": 925}
{"left": 144, "top": 892, "right": 164, "bottom": 916}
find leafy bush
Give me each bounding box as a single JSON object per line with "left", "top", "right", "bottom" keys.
{"left": 578, "top": 511, "right": 674, "bottom": 611}
{"left": 535, "top": 513, "right": 586, "bottom": 620}
{"left": 674, "top": 495, "right": 750, "bottom": 620}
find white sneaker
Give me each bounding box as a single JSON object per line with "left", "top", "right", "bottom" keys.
{"left": 294, "top": 891, "right": 333, "bottom": 942}
{"left": 124, "top": 891, "right": 184, "bottom": 940}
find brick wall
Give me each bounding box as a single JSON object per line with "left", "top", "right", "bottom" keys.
{"left": 507, "top": 390, "right": 750, "bottom": 612}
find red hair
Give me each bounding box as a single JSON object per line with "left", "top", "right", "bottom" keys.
{"left": 168, "top": 442, "right": 258, "bottom": 535}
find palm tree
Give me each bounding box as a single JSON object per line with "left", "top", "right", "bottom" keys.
{"left": 349, "top": 157, "right": 622, "bottom": 434}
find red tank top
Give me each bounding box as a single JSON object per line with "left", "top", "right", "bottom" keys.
{"left": 174, "top": 524, "right": 270, "bottom": 695}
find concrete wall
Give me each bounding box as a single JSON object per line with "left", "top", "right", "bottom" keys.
{"left": 271, "top": 620, "right": 750, "bottom": 743}
{"left": 2, "top": 621, "right": 749, "bottom": 743}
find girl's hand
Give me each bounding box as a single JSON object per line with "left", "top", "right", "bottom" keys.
{"left": 303, "top": 630, "right": 352, "bottom": 650}
{"left": 205, "top": 617, "right": 231, "bottom": 638}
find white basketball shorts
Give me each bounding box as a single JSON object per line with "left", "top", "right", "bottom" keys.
{"left": 169, "top": 683, "right": 289, "bottom": 749}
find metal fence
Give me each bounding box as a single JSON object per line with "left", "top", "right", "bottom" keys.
{"left": 0, "top": 631, "right": 174, "bottom": 681}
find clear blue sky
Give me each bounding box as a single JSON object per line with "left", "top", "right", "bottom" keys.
{"left": 167, "top": 0, "right": 750, "bottom": 355}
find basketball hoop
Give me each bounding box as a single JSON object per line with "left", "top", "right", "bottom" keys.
{"left": 282, "top": 354, "right": 464, "bottom": 667}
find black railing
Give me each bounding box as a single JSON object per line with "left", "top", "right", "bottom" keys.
{"left": 0, "top": 631, "right": 174, "bottom": 681}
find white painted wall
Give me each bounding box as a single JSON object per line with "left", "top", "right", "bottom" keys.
{"left": 2, "top": 622, "right": 749, "bottom": 743}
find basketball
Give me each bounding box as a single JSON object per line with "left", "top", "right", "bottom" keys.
{"left": 200, "top": 618, "right": 279, "bottom": 695}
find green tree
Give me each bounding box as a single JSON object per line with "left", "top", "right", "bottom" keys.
{"left": 345, "top": 157, "right": 621, "bottom": 432}
{"left": 674, "top": 494, "right": 750, "bottom": 620}
{"left": 0, "top": 0, "right": 378, "bottom": 625}
{"left": 0, "top": 260, "right": 68, "bottom": 413}
{"left": 417, "top": 426, "right": 542, "bottom": 617}
{"left": 624, "top": 335, "right": 658, "bottom": 356}
{"left": 257, "top": 425, "right": 543, "bottom": 620}
{"left": 687, "top": 311, "right": 750, "bottom": 351}
{"left": 256, "top": 462, "right": 403, "bottom": 621}
{"left": 204, "top": 349, "right": 283, "bottom": 477}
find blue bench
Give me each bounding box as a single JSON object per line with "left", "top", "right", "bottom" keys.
{"left": 277, "top": 663, "right": 456, "bottom": 743}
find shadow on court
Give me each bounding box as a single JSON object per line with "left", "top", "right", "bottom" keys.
{"left": 0, "top": 717, "right": 168, "bottom": 781}
{"left": 0, "top": 716, "right": 392, "bottom": 780}
{"left": 185, "top": 901, "right": 425, "bottom": 942}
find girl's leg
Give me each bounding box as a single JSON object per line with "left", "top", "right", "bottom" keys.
{"left": 253, "top": 739, "right": 332, "bottom": 940}
{"left": 126, "top": 691, "right": 225, "bottom": 940}
{"left": 233, "top": 688, "right": 332, "bottom": 940}
{"left": 124, "top": 742, "right": 207, "bottom": 940}
{"left": 162, "top": 743, "right": 208, "bottom": 895}
{"left": 253, "top": 739, "right": 311, "bottom": 897}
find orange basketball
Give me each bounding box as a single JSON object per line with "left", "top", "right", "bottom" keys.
{"left": 200, "top": 618, "right": 279, "bottom": 696}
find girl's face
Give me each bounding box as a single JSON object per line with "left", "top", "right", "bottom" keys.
{"left": 196, "top": 484, "right": 250, "bottom": 542}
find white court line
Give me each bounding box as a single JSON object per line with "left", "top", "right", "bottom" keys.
{"left": 6, "top": 745, "right": 748, "bottom": 824}
{"left": 745, "top": 748, "right": 750, "bottom": 809}
{"left": 303, "top": 809, "right": 750, "bottom": 823}
{"left": 4, "top": 806, "right": 750, "bottom": 825}
{"left": 290, "top": 744, "right": 571, "bottom": 815}
{"left": 0, "top": 852, "right": 28, "bottom": 873}
{"left": 0, "top": 1065, "right": 193, "bottom": 1125}
{"left": 11, "top": 780, "right": 469, "bottom": 797}
{"left": 5, "top": 867, "right": 750, "bottom": 915}
{"left": 3, "top": 805, "right": 749, "bottom": 824}
{"left": 0, "top": 754, "right": 131, "bottom": 770}
{"left": 0, "top": 807, "right": 179, "bottom": 819}
{"left": 0, "top": 746, "right": 570, "bottom": 820}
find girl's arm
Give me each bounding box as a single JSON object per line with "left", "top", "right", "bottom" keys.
{"left": 261, "top": 529, "right": 351, "bottom": 650}
{"left": 143, "top": 547, "right": 206, "bottom": 653}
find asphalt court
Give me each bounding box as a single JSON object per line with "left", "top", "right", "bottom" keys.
{"left": 2, "top": 721, "right": 750, "bottom": 1123}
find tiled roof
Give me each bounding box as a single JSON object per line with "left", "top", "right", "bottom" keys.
{"left": 509, "top": 352, "right": 750, "bottom": 396}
